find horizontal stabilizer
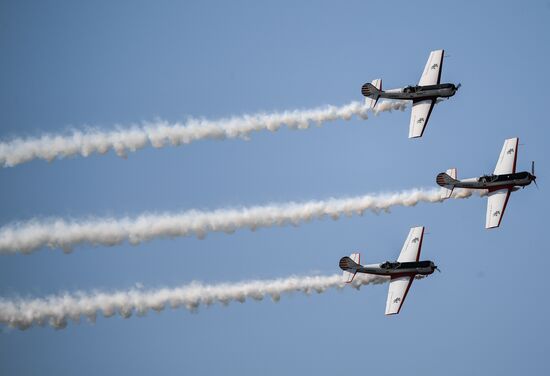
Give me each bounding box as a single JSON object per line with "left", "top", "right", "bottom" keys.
{"left": 340, "top": 252, "right": 361, "bottom": 283}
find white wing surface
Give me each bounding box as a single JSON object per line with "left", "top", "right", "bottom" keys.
{"left": 408, "top": 100, "right": 435, "bottom": 138}
{"left": 486, "top": 189, "right": 511, "bottom": 229}
{"left": 494, "top": 138, "right": 519, "bottom": 175}
{"left": 397, "top": 226, "right": 425, "bottom": 262}
{"left": 419, "top": 49, "right": 444, "bottom": 86}
{"left": 385, "top": 276, "right": 414, "bottom": 315}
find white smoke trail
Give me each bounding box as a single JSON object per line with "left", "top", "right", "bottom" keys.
{"left": 0, "top": 188, "right": 474, "bottom": 255}
{"left": 0, "top": 101, "right": 407, "bottom": 168}
{"left": 0, "top": 273, "right": 392, "bottom": 330}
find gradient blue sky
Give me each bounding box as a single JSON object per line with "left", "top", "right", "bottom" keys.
{"left": 1, "top": 1, "right": 549, "bottom": 375}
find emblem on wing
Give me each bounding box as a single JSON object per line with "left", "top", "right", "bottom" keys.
{"left": 412, "top": 237, "right": 419, "bottom": 243}
{"left": 493, "top": 210, "right": 501, "bottom": 217}
{"left": 417, "top": 117, "right": 425, "bottom": 124}
{"left": 431, "top": 63, "right": 439, "bottom": 70}
{"left": 393, "top": 297, "right": 401, "bottom": 303}
{"left": 507, "top": 148, "right": 515, "bottom": 155}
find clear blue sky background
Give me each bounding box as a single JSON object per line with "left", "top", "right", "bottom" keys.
{"left": 1, "top": 1, "right": 549, "bottom": 374}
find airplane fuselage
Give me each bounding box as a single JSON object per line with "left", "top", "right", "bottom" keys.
{"left": 367, "top": 83, "right": 458, "bottom": 101}
{"left": 355, "top": 260, "right": 436, "bottom": 277}
{"left": 450, "top": 171, "right": 535, "bottom": 191}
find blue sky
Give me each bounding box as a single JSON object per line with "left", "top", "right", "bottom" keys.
{"left": 1, "top": 0, "right": 549, "bottom": 374}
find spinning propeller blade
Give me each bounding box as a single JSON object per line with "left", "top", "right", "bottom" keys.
{"left": 531, "top": 161, "right": 538, "bottom": 189}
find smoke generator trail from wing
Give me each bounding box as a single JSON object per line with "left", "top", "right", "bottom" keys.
{"left": 0, "top": 101, "right": 407, "bottom": 167}
{"left": 0, "top": 274, "right": 390, "bottom": 330}
{"left": 0, "top": 188, "right": 474, "bottom": 254}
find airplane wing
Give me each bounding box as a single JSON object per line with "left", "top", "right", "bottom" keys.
{"left": 419, "top": 49, "right": 444, "bottom": 86}
{"left": 409, "top": 100, "right": 435, "bottom": 138}
{"left": 385, "top": 226, "right": 425, "bottom": 315}
{"left": 486, "top": 188, "right": 511, "bottom": 229}
{"left": 494, "top": 137, "right": 519, "bottom": 175}
{"left": 385, "top": 276, "right": 414, "bottom": 315}
{"left": 397, "top": 226, "right": 425, "bottom": 262}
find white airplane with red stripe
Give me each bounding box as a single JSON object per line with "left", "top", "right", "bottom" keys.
{"left": 339, "top": 226, "right": 438, "bottom": 315}
{"left": 436, "top": 137, "right": 537, "bottom": 229}
{"left": 361, "top": 50, "right": 460, "bottom": 138}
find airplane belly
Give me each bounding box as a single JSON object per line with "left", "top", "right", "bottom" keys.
{"left": 387, "top": 269, "right": 417, "bottom": 277}
{"left": 357, "top": 267, "right": 388, "bottom": 276}
{"left": 381, "top": 92, "right": 411, "bottom": 100}
{"left": 515, "top": 178, "right": 530, "bottom": 186}
{"left": 455, "top": 181, "right": 483, "bottom": 189}
{"left": 412, "top": 90, "right": 441, "bottom": 101}
{"left": 418, "top": 267, "right": 434, "bottom": 275}
{"left": 438, "top": 88, "right": 456, "bottom": 97}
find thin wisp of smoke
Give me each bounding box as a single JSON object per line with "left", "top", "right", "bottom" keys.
{"left": 0, "top": 273, "right": 391, "bottom": 330}
{"left": 0, "top": 101, "right": 407, "bottom": 167}
{"left": 0, "top": 188, "right": 474, "bottom": 255}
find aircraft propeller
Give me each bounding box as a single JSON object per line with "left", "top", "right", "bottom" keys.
{"left": 532, "top": 161, "right": 538, "bottom": 189}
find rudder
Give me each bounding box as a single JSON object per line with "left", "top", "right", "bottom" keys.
{"left": 436, "top": 168, "right": 458, "bottom": 199}
{"left": 339, "top": 252, "right": 361, "bottom": 283}
{"left": 361, "top": 79, "right": 382, "bottom": 109}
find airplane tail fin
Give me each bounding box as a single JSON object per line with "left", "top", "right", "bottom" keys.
{"left": 436, "top": 168, "right": 458, "bottom": 199}
{"left": 361, "top": 79, "right": 382, "bottom": 109}
{"left": 339, "top": 252, "right": 361, "bottom": 283}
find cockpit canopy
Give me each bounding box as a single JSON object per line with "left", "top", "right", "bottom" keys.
{"left": 404, "top": 83, "right": 456, "bottom": 93}
{"left": 403, "top": 86, "right": 419, "bottom": 94}
{"left": 381, "top": 261, "right": 401, "bottom": 269}
{"left": 478, "top": 171, "right": 531, "bottom": 183}
{"left": 478, "top": 174, "right": 498, "bottom": 183}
